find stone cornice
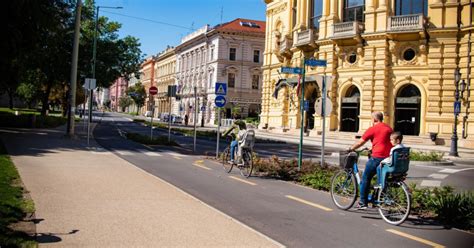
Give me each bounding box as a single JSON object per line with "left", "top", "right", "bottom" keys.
{"left": 266, "top": 2, "right": 286, "bottom": 15}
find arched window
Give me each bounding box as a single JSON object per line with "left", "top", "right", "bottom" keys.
{"left": 310, "top": 0, "right": 323, "bottom": 29}
{"left": 395, "top": 0, "right": 427, "bottom": 16}
{"left": 343, "top": 0, "right": 365, "bottom": 22}
{"left": 397, "top": 84, "right": 421, "bottom": 97}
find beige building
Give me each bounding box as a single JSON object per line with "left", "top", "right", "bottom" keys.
{"left": 261, "top": 0, "right": 474, "bottom": 147}
{"left": 154, "top": 46, "right": 177, "bottom": 117}
{"left": 140, "top": 56, "right": 155, "bottom": 115}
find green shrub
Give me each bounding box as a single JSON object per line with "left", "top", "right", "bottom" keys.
{"left": 410, "top": 151, "right": 444, "bottom": 161}
{"left": 431, "top": 191, "right": 473, "bottom": 229}
{"left": 0, "top": 112, "right": 66, "bottom": 128}
{"left": 126, "top": 132, "right": 179, "bottom": 146}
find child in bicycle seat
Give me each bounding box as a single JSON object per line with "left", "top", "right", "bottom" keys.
{"left": 376, "top": 131, "right": 405, "bottom": 188}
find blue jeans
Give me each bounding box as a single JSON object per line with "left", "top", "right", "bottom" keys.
{"left": 230, "top": 140, "right": 238, "bottom": 160}
{"left": 360, "top": 157, "right": 384, "bottom": 205}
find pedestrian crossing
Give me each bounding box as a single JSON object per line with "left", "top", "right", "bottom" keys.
{"left": 420, "top": 167, "right": 473, "bottom": 187}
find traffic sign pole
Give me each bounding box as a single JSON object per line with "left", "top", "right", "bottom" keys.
{"left": 298, "top": 58, "right": 306, "bottom": 171}
{"left": 321, "top": 76, "right": 326, "bottom": 166}
{"left": 168, "top": 95, "right": 172, "bottom": 142}
{"left": 150, "top": 99, "right": 154, "bottom": 140}
{"left": 216, "top": 107, "right": 221, "bottom": 159}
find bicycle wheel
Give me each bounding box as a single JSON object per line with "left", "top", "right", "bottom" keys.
{"left": 377, "top": 181, "right": 411, "bottom": 225}
{"left": 221, "top": 146, "right": 233, "bottom": 173}
{"left": 239, "top": 149, "right": 253, "bottom": 178}
{"left": 330, "top": 170, "right": 358, "bottom": 210}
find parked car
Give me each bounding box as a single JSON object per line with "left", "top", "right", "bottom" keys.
{"left": 145, "top": 111, "right": 153, "bottom": 117}
{"left": 161, "top": 114, "right": 182, "bottom": 124}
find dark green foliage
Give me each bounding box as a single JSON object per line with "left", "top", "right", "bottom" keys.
{"left": 126, "top": 83, "right": 146, "bottom": 110}
{"left": 0, "top": 110, "right": 67, "bottom": 128}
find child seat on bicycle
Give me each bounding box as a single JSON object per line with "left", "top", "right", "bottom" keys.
{"left": 378, "top": 147, "right": 410, "bottom": 189}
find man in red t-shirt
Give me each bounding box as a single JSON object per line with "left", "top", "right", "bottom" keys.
{"left": 349, "top": 111, "right": 393, "bottom": 209}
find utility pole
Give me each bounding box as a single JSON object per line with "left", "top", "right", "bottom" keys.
{"left": 66, "top": 0, "right": 82, "bottom": 136}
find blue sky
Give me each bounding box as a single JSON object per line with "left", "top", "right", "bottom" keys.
{"left": 95, "top": 0, "right": 267, "bottom": 57}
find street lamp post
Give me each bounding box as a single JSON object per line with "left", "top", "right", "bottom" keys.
{"left": 450, "top": 68, "right": 465, "bottom": 156}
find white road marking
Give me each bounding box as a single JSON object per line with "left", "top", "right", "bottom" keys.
{"left": 116, "top": 150, "right": 134, "bottom": 156}
{"left": 429, "top": 173, "right": 449, "bottom": 179}
{"left": 125, "top": 117, "right": 133, "bottom": 122}
{"left": 439, "top": 168, "right": 463, "bottom": 174}
{"left": 165, "top": 152, "right": 185, "bottom": 157}
{"left": 420, "top": 180, "right": 442, "bottom": 187}
{"left": 144, "top": 151, "right": 162, "bottom": 157}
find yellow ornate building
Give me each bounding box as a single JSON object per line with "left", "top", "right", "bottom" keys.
{"left": 261, "top": 0, "right": 474, "bottom": 147}
{"left": 154, "top": 46, "right": 177, "bottom": 117}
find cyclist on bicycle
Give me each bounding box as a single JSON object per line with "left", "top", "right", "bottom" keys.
{"left": 349, "top": 112, "right": 393, "bottom": 210}
{"left": 222, "top": 120, "right": 247, "bottom": 165}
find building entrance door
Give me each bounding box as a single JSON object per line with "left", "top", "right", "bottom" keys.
{"left": 340, "top": 85, "right": 360, "bottom": 132}
{"left": 395, "top": 84, "right": 421, "bottom": 135}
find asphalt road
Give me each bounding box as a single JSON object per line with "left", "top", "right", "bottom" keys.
{"left": 94, "top": 112, "right": 474, "bottom": 248}
{"left": 102, "top": 112, "right": 474, "bottom": 191}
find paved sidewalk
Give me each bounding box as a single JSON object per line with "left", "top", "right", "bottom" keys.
{"left": 0, "top": 126, "right": 281, "bottom": 247}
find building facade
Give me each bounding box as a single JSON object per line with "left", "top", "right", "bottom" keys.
{"left": 175, "top": 19, "right": 266, "bottom": 125}
{"left": 154, "top": 46, "right": 177, "bottom": 117}
{"left": 140, "top": 56, "right": 156, "bottom": 115}
{"left": 261, "top": 0, "right": 474, "bottom": 147}
{"left": 109, "top": 77, "right": 129, "bottom": 112}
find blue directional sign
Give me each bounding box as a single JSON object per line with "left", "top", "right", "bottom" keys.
{"left": 215, "top": 95, "right": 226, "bottom": 108}
{"left": 215, "top": 82, "right": 227, "bottom": 96}
{"left": 305, "top": 58, "right": 327, "bottom": 67}
{"left": 201, "top": 106, "right": 206, "bottom": 111}
{"left": 454, "top": 101, "right": 461, "bottom": 115}
{"left": 281, "top": 67, "right": 302, "bottom": 74}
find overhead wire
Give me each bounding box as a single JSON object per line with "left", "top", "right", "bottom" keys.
{"left": 101, "top": 10, "right": 196, "bottom": 31}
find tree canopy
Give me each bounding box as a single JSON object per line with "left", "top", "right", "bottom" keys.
{"left": 1, "top": 0, "right": 143, "bottom": 115}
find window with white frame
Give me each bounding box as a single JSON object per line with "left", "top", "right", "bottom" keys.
{"left": 229, "top": 48, "right": 236, "bottom": 61}
{"left": 228, "top": 73, "right": 235, "bottom": 88}
{"left": 252, "top": 75, "right": 259, "bottom": 89}
{"left": 253, "top": 50, "right": 260, "bottom": 63}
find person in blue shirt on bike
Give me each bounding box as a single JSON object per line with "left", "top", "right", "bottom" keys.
{"left": 223, "top": 120, "right": 247, "bottom": 165}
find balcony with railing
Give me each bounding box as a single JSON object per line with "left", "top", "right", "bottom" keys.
{"left": 293, "top": 29, "right": 318, "bottom": 47}
{"left": 332, "top": 21, "right": 364, "bottom": 39}
{"left": 388, "top": 14, "right": 424, "bottom": 32}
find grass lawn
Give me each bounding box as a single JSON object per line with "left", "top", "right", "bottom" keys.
{"left": 0, "top": 108, "right": 68, "bottom": 128}
{"left": 0, "top": 142, "right": 36, "bottom": 247}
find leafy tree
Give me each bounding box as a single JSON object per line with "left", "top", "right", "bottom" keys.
{"left": 118, "top": 96, "right": 133, "bottom": 112}
{"left": 1, "top": 0, "right": 143, "bottom": 115}
{"left": 126, "top": 83, "right": 146, "bottom": 111}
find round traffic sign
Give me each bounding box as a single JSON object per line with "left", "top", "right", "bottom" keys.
{"left": 315, "top": 97, "right": 333, "bottom": 117}
{"left": 215, "top": 95, "right": 226, "bottom": 108}
{"left": 149, "top": 86, "right": 158, "bottom": 95}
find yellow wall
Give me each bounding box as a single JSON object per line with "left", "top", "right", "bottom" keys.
{"left": 154, "top": 47, "right": 177, "bottom": 117}
{"left": 261, "top": 0, "right": 474, "bottom": 147}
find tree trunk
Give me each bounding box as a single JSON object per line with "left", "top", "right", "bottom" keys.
{"left": 41, "top": 82, "right": 53, "bottom": 116}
